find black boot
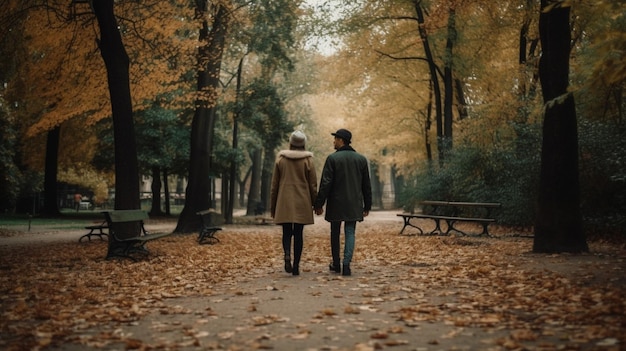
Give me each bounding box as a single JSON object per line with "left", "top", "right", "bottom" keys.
{"left": 292, "top": 265, "right": 299, "bottom": 276}
{"left": 329, "top": 262, "right": 341, "bottom": 273}
{"left": 284, "top": 254, "right": 292, "bottom": 273}
{"left": 342, "top": 264, "right": 351, "bottom": 276}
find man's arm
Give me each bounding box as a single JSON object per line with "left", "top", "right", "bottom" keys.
{"left": 361, "top": 158, "right": 373, "bottom": 213}
{"left": 313, "top": 157, "right": 334, "bottom": 211}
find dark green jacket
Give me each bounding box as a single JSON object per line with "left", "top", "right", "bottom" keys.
{"left": 314, "top": 146, "right": 372, "bottom": 222}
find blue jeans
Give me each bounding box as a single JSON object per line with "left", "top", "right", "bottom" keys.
{"left": 330, "top": 221, "right": 356, "bottom": 266}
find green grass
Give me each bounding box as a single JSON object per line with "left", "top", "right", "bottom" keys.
{"left": 0, "top": 206, "right": 185, "bottom": 230}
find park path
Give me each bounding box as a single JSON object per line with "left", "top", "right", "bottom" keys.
{"left": 2, "top": 211, "right": 624, "bottom": 351}
{"left": 47, "top": 211, "right": 514, "bottom": 351}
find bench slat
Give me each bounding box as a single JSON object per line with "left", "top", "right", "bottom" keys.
{"left": 117, "top": 231, "right": 172, "bottom": 242}
{"left": 421, "top": 201, "right": 501, "bottom": 207}
{"left": 108, "top": 210, "right": 149, "bottom": 223}
{"left": 399, "top": 214, "right": 495, "bottom": 222}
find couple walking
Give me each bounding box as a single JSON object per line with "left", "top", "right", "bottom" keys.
{"left": 270, "top": 128, "right": 372, "bottom": 276}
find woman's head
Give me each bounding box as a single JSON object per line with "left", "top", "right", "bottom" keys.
{"left": 289, "top": 130, "right": 307, "bottom": 150}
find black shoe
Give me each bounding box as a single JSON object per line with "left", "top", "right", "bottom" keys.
{"left": 292, "top": 266, "right": 300, "bottom": 276}
{"left": 285, "top": 259, "right": 293, "bottom": 273}
{"left": 342, "top": 264, "right": 351, "bottom": 276}
{"left": 329, "top": 262, "right": 341, "bottom": 273}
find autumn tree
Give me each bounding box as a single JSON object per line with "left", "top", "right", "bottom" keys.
{"left": 0, "top": 0, "right": 194, "bottom": 219}
{"left": 533, "top": 1, "right": 587, "bottom": 252}
{"left": 174, "top": 2, "right": 230, "bottom": 233}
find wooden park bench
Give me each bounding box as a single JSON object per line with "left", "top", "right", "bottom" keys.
{"left": 104, "top": 210, "right": 172, "bottom": 260}
{"left": 79, "top": 220, "right": 108, "bottom": 242}
{"left": 196, "top": 209, "right": 222, "bottom": 245}
{"left": 397, "top": 201, "right": 501, "bottom": 237}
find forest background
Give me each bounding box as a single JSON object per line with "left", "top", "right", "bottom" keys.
{"left": 0, "top": 0, "right": 624, "bottom": 244}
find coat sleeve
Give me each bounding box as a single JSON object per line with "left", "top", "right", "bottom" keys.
{"left": 307, "top": 158, "right": 318, "bottom": 206}
{"left": 314, "top": 157, "right": 333, "bottom": 209}
{"left": 270, "top": 159, "right": 281, "bottom": 217}
{"left": 361, "top": 159, "right": 372, "bottom": 212}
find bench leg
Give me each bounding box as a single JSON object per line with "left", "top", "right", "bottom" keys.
{"left": 106, "top": 241, "right": 149, "bottom": 261}
{"left": 198, "top": 227, "right": 220, "bottom": 244}
{"left": 430, "top": 218, "right": 446, "bottom": 235}
{"left": 79, "top": 228, "right": 108, "bottom": 242}
{"left": 443, "top": 220, "right": 467, "bottom": 236}
{"left": 445, "top": 221, "right": 493, "bottom": 237}
{"left": 106, "top": 245, "right": 139, "bottom": 261}
{"left": 399, "top": 217, "right": 424, "bottom": 235}
{"left": 79, "top": 231, "right": 93, "bottom": 242}
{"left": 480, "top": 223, "right": 493, "bottom": 237}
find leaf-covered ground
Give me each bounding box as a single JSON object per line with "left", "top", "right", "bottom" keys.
{"left": 0, "top": 214, "right": 624, "bottom": 351}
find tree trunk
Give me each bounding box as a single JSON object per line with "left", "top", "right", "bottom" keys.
{"left": 413, "top": 1, "right": 444, "bottom": 162}
{"left": 226, "top": 57, "right": 244, "bottom": 224}
{"left": 455, "top": 78, "right": 468, "bottom": 120}
{"left": 518, "top": 0, "right": 540, "bottom": 106}
{"left": 175, "top": 4, "right": 229, "bottom": 233}
{"left": 93, "top": 0, "right": 139, "bottom": 212}
{"left": 246, "top": 148, "right": 262, "bottom": 216}
{"left": 533, "top": 1, "right": 587, "bottom": 253}
{"left": 163, "top": 168, "right": 171, "bottom": 215}
{"left": 424, "top": 80, "right": 433, "bottom": 161}
{"left": 239, "top": 167, "right": 251, "bottom": 207}
{"left": 42, "top": 126, "right": 61, "bottom": 216}
{"left": 221, "top": 171, "right": 228, "bottom": 215}
{"left": 149, "top": 166, "right": 163, "bottom": 216}
{"left": 260, "top": 148, "right": 275, "bottom": 214}
{"left": 370, "top": 161, "right": 383, "bottom": 209}
{"left": 93, "top": 0, "right": 141, "bottom": 255}
{"left": 442, "top": 7, "right": 456, "bottom": 156}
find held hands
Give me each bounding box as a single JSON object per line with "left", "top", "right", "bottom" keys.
{"left": 314, "top": 208, "right": 368, "bottom": 216}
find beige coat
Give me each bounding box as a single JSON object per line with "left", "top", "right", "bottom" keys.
{"left": 270, "top": 150, "right": 317, "bottom": 224}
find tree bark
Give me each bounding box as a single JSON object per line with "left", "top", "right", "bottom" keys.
{"left": 92, "top": 0, "right": 141, "bottom": 257}
{"left": 260, "top": 148, "right": 274, "bottom": 214}
{"left": 175, "top": 4, "right": 229, "bottom": 233}
{"left": 533, "top": 1, "right": 588, "bottom": 253}
{"left": 413, "top": 1, "right": 444, "bottom": 162}
{"left": 149, "top": 166, "right": 163, "bottom": 216}
{"left": 226, "top": 57, "right": 244, "bottom": 224}
{"left": 442, "top": 7, "right": 456, "bottom": 155}
{"left": 42, "top": 126, "right": 61, "bottom": 216}
{"left": 246, "top": 148, "right": 262, "bottom": 216}
{"left": 163, "top": 169, "right": 171, "bottom": 215}
{"left": 93, "top": 0, "right": 140, "bottom": 213}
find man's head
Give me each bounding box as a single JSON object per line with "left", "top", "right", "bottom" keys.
{"left": 331, "top": 128, "right": 352, "bottom": 149}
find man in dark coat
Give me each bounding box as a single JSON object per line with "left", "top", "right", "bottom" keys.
{"left": 314, "top": 128, "right": 372, "bottom": 276}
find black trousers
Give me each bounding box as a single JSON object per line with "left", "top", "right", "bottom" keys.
{"left": 282, "top": 223, "right": 304, "bottom": 267}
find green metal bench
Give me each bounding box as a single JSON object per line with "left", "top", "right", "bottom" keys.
{"left": 196, "top": 209, "right": 222, "bottom": 245}
{"left": 104, "top": 210, "right": 171, "bottom": 260}
{"left": 398, "top": 201, "right": 501, "bottom": 237}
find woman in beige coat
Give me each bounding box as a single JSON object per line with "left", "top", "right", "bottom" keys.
{"left": 270, "top": 131, "right": 317, "bottom": 276}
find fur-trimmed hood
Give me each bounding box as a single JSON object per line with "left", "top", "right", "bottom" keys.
{"left": 277, "top": 150, "right": 314, "bottom": 160}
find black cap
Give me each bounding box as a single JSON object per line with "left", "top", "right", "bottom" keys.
{"left": 331, "top": 128, "right": 352, "bottom": 144}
